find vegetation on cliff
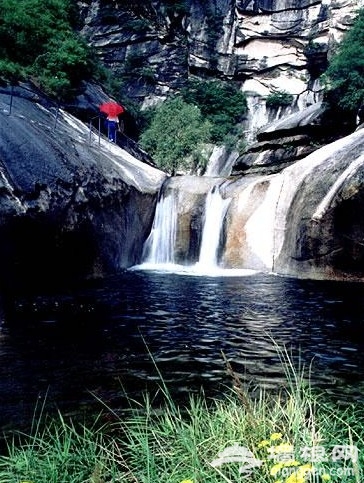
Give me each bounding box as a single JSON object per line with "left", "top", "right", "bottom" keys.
{"left": 180, "top": 79, "right": 247, "bottom": 144}
{"left": 323, "top": 8, "right": 364, "bottom": 114}
{"left": 140, "top": 79, "right": 247, "bottom": 173}
{"left": 0, "top": 0, "right": 96, "bottom": 99}
{"left": 140, "top": 97, "right": 212, "bottom": 175}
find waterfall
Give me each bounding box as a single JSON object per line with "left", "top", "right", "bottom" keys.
{"left": 141, "top": 186, "right": 231, "bottom": 268}
{"left": 197, "top": 186, "right": 231, "bottom": 268}
{"left": 133, "top": 181, "right": 256, "bottom": 277}
{"left": 245, "top": 96, "right": 266, "bottom": 143}
{"left": 142, "top": 192, "right": 177, "bottom": 264}
{"left": 204, "top": 146, "right": 239, "bottom": 177}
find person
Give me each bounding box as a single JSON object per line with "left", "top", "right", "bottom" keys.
{"left": 105, "top": 115, "right": 120, "bottom": 142}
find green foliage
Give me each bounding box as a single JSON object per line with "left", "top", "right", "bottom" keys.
{"left": 0, "top": 60, "right": 24, "bottom": 84}
{"left": 323, "top": 8, "right": 364, "bottom": 112}
{"left": 139, "top": 79, "right": 247, "bottom": 171}
{"left": 304, "top": 40, "right": 325, "bottom": 56}
{"left": 139, "top": 97, "right": 212, "bottom": 174}
{"left": 34, "top": 36, "right": 93, "bottom": 99}
{"left": 266, "top": 90, "right": 294, "bottom": 109}
{"left": 180, "top": 78, "right": 247, "bottom": 144}
{"left": 0, "top": 413, "right": 118, "bottom": 483}
{"left": 0, "top": 0, "right": 94, "bottom": 99}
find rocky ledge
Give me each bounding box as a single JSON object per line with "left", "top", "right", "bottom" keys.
{"left": 0, "top": 86, "right": 166, "bottom": 292}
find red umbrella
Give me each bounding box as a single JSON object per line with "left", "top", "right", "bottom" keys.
{"left": 99, "top": 101, "right": 124, "bottom": 117}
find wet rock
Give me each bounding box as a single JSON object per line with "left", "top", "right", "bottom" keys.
{"left": 224, "top": 128, "right": 364, "bottom": 280}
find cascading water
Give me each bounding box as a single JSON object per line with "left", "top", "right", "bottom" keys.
{"left": 134, "top": 181, "right": 256, "bottom": 277}
{"left": 197, "top": 186, "right": 231, "bottom": 268}
{"left": 141, "top": 192, "right": 177, "bottom": 264}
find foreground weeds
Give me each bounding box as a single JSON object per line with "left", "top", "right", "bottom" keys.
{"left": 0, "top": 347, "right": 363, "bottom": 483}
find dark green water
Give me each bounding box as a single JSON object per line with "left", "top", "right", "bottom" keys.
{"left": 1, "top": 270, "right": 364, "bottom": 432}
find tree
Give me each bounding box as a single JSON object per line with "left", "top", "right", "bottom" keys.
{"left": 323, "top": 8, "right": 364, "bottom": 113}
{"left": 139, "top": 97, "right": 212, "bottom": 174}
{"left": 0, "top": 0, "right": 94, "bottom": 98}
{"left": 34, "top": 36, "right": 93, "bottom": 99}
{"left": 266, "top": 90, "right": 293, "bottom": 109}
{"left": 180, "top": 78, "right": 247, "bottom": 144}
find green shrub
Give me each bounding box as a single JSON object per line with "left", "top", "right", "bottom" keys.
{"left": 323, "top": 8, "right": 364, "bottom": 113}
{"left": 180, "top": 78, "right": 247, "bottom": 144}
{"left": 266, "top": 90, "right": 294, "bottom": 108}
{"left": 33, "top": 35, "right": 93, "bottom": 99}
{"left": 139, "top": 96, "right": 212, "bottom": 174}
{"left": 0, "top": 60, "right": 24, "bottom": 84}
{"left": 0, "top": 0, "right": 95, "bottom": 99}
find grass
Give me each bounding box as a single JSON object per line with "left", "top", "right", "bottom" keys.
{"left": 0, "top": 346, "right": 363, "bottom": 483}
{"left": 0, "top": 412, "right": 119, "bottom": 483}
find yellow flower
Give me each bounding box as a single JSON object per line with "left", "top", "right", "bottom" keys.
{"left": 180, "top": 480, "right": 194, "bottom": 483}
{"left": 321, "top": 473, "right": 331, "bottom": 481}
{"left": 285, "top": 464, "right": 313, "bottom": 483}
{"left": 286, "top": 472, "right": 305, "bottom": 483}
{"left": 258, "top": 439, "right": 270, "bottom": 448}
{"left": 274, "top": 442, "right": 294, "bottom": 453}
{"left": 270, "top": 462, "right": 284, "bottom": 476}
{"left": 270, "top": 432, "right": 283, "bottom": 441}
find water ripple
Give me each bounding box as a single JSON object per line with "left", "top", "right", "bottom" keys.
{"left": 1, "top": 271, "right": 364, "bottom": 432}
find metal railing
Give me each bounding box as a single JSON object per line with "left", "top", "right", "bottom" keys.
{"left": 1, "top": 83, "right": 61, "bottom": 129}
{"left": 1, "top": 83, "right": 156, "bottom": 166}
{"left": 88, "top": 115, "right": 155, "bottom": 166}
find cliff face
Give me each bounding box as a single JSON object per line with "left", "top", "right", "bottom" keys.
{"left": 222, "top": 126, "right": 364, "bottom": 281}
{"left": 78, "top": 0, "right": 364, "bottom": 135}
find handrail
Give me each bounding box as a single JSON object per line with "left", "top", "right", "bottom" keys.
{"left": 1, "top": 83, "right": 156, "bottom": 167}
{"left": 89, "top": 115, "right": 102, "bottom": 146}
{"left": 1, "top": 83, "right": 61, "bottom": 129}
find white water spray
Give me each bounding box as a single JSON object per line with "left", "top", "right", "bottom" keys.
{"left": 142, "top": 192, "right": 177, "bottom": 264}
{"left": 197, "top": 186, "right": 231, "bottom": 268}
{"left": 134, "top": 184, "right": 256, "bottom": 277}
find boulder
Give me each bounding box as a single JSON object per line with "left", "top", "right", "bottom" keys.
{"left": 232, "top": 102, "right": 340, "bottom": 175}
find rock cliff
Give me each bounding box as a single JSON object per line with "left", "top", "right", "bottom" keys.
{"left": 78, "top": 0, "right": 364, "bottom": 137}
{"left": 222, "top": 126, "right": 364, "bottom": 280}
{"left": 0, "top": 86, "right": 166, "bottom": 291}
